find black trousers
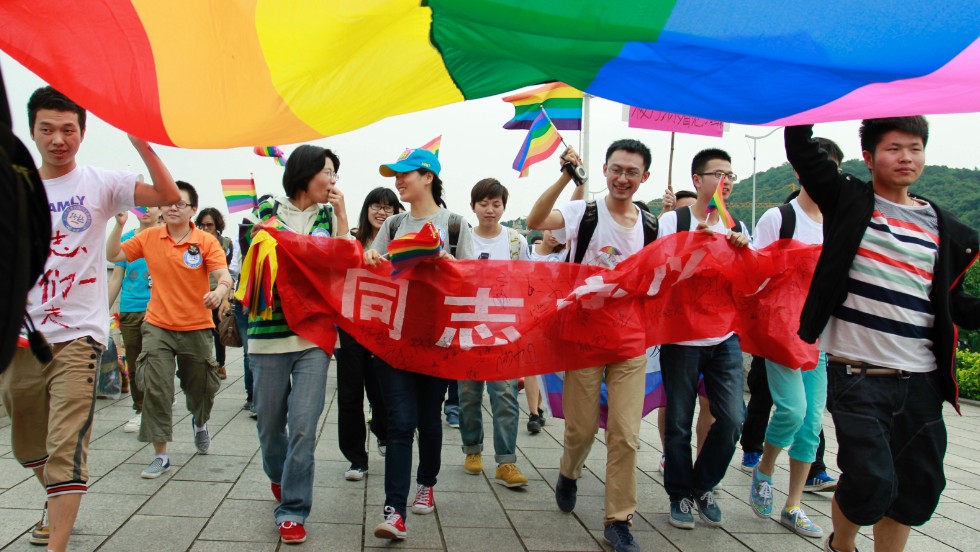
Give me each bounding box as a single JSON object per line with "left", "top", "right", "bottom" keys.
{"left": 741, "top": 355, "right": 828, "bottom": 476}
{"left": 335, "top": 328, "right": 387, "bottom": 469}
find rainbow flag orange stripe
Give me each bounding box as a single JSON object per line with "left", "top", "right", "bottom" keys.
{"left": 419, "top": 135, "right": 441, "bottom": 155}
{"left": 512, "top": 110, "right": 562, "bottom": 177}
{"left": 222, "top": 178, "right": 257, "bottom": 213}
{"left": 503, "top": 83, "right": 583, "bottom": 131}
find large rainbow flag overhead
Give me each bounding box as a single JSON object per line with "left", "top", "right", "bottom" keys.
{"left": 1, "top": 1, "right": 977, "bottom": 147}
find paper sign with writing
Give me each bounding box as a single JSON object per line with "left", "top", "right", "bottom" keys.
{"left": 628, "top": 107, "right": 725, "bottom": 137}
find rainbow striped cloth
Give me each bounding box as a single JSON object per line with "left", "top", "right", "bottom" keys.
{"left": 706, "top": 176, "right": 735, "bottom": 229}
{"left": 512, "top": 109, "right": 562, "bottom": 177}
{"left": 503, "top": 83, "right": 583, "bottom": 130}
{"left": 235, "top": 230, "right": 278, "bottom": 321}
{"left": 419, "top": 135, "right": 441, "bottom": 155}
{"left": 130, "top": 206, "right": 148, "bottom": 218}
{"left": 387, "top": 221, "right": 442, "bottom": 278}
{"left": 221, "top": 178, "right": 258, "bottom": 214}
{"left": 254, "top": 146, "right": 286, "bottom": 167}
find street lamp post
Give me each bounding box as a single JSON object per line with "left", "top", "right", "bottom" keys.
{"left": 745, "top": 126, "right": 782, "bottom": 233}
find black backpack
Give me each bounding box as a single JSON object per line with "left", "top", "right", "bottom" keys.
{"left": 776, "top": 202, "right": 796, "bottom": 239}
{"left": 572, "top": 200, "right": 659, "bottom": 264}
{"left": 0, "top": 68, "right": 50, "bottom": 371}
{"left": 387, "top": 212, "right": 467, "bottom": 257}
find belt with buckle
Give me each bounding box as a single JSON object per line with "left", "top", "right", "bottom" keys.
{"left": 826, "top": 355, "right": 912, "bottom": 379}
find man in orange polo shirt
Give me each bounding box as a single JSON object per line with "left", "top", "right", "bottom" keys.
{"left": 107, "top": 180, "right": 230, "bottom": 478}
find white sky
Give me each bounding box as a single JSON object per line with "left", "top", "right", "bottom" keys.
{"left": 4, "top": 52, "right": 978, "bottom": 233}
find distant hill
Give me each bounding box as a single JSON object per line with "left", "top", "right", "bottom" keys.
{"left": 504, "top": 162, "right": 980, "bottom": 232}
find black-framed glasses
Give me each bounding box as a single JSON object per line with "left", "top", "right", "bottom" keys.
{"left": 198, "top": 222, "right": 216, "bottom": 229}
{"left": 607, "top": 166, "right": 643, "bottom": 179}
{"left": 696, "top": 170, "right": 738, "bottom": 183}
{"left": 166, "top": 201, "right": 191, "bottom": 209}
{"left": 369, "top": 203, "right": 394, "bottom": 214}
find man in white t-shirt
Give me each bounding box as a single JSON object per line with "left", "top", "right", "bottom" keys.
{"left": 0, "top": 87, "right": 179, "bottom": 552}
{"left": 657, "top": 148, "right": 750, "bottom": 532}
{"left": 459, "top": 178, "right": 531, "bottom": 487}
{"left": 527, "top": 139, "right": 656, "bottom": 552}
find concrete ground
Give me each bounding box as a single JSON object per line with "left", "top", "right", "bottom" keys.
{"left": 2, "top": 347, "right": 979, "bottom": 551}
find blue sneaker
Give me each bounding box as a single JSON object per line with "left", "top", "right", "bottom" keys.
{"left": 555, "top": 473, "right": 577, "bottom": 513}
{"left": 695, "top": 491, "right": 723, "bottom": 527}
{"left": 804, "top": 471, "right": 837, "bottom": 493}
{"left": 446, "top": 411, "right": 460, "bottom": 428}
{"left": 669, "top": 498, "right": 695, "bottom": 529}
{"left": 781, "top": 506, "right": 823, "bottom": 538}
{"left": 749, "top": 466, "right": 774, "bottom": 517}
{"left": 740, "top": 451, "right": 761, "bottom": 473}
{"left": 603, "top": 519, "right": 641, "bottom": 552}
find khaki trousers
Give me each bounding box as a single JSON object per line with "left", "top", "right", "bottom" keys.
{"left": 559, "top": 354, "right": 646, "bottom": 524}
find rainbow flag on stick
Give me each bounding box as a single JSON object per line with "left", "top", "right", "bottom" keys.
{"left": 706, "top": 176, "right": 735, "bottom": 229}
{"left": 419, "top": 135, "right": 441, "bottom": 155}
{"left": 222, "top": 178, "right": 258, "bottom": 213}
{"left": 512, "top": 109, "right": 562, "bottom": 178}
{"left": 254, "top": 146, "right": 286, "bottom": 167}
{"left": 387, "top": 221, "right": 443, "bottom": 278}
{"left": 503, "top": 82, "right": 583, "bottom": 130}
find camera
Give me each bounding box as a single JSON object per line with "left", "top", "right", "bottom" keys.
{"left": 562, "top": 162, "right": 588, "bottom": 186}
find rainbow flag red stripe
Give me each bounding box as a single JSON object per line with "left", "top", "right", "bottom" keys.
{"left": 503, "top": 83, "right": 583, "bottom": 131}
{"left": 706, "top": 177, "right": 735, "bottom": 229}
{"left": 419, "top": 135, "right": 441, "bottom": 155}
{"left": 512, "top": 110, "right": 562, "bottom": 178}
{"left": 221, "top": 178, "right": 257, "bottom": 213}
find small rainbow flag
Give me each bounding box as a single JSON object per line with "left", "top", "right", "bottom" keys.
{"left": 706, "top": 176, "right": 735, "bottom": 229}
{"left": 130, "top": 206, "right": 148, "bottom": 218}
{"left": 387, "top": 221, "right": 443, "bottom": 278}
{"left": 222, "top": 178, "right": 258, "bottom": 213}
{"left": 503, "top": 82, "right": 583, "bottom": 131}
{"left": 254, "top": 146, "right": 286, "bottom": 167}
{"left": 419, "top": 135, "right": 441, "bottom": 155}
{"left": 512, "top": 109, "right": 562, "bottom": 178}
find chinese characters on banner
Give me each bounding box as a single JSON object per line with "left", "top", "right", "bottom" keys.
{"left": 271, "top": 231, "right": 821, "bottom": 381}
{"left": 627, "top": 107, "right": 725, "bottom": 137}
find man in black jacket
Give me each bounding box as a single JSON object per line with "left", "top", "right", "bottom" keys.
{"left": 785, "top": 118, "right": 980, "bottom": 552}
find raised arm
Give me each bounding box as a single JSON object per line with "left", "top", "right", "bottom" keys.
{"left": 527, "top": 147, "right": 584, "bottom": 230}
{"left": 107, "top": 265, "right": 124, "bottom": 309}
{"left": 106, "top": 212, "right": 129, "bottom": 263}
{"left": 129, "top": 135, "right": 180, "bottom": 207}
{"left": 784, "top": 125, "right": 845, "bottom": 213}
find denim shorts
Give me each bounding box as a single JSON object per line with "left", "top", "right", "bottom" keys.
{"left": 827, "top": 362, "right": 947, "bottom": 527}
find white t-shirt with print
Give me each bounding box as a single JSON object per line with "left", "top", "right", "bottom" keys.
{"left": 657, "top": 207, "right": 734, "bottom": 347}
{"left": 31, "top": 165, "right": 137, "bottom": 346}
{"left": 471, "top": 226, "right": 530, "bottom": 261}
{"left": 752, "top": 198, "right": 823, "bottom": 249}
{"left": 555, "top": 199, "right": 644, "bottom": 268}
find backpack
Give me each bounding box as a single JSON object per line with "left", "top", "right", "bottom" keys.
{"left": 777, "top": 202, "right": 796, "bottom": 240}
{"left": 0, "top": 67, "right": 50, "bottom": 371}
{"left": 675, "top": 206, "right": 750, "bottom": 236}
{"left": 572, "top": 200, "right": 658, "bottom": 264}
{"left": 388, "top": 212, "right": 466, "bottom": 257}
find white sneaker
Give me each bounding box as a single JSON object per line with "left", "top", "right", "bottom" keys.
{"left": 123, "top": 414, "right": 141, "bottom": 433}
{"left": 345, "top": 466, "right": 368, "bottom": 481}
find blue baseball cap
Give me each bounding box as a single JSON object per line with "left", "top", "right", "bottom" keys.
{"left": 379, "top": 148, "right": 441, "bottom": 177}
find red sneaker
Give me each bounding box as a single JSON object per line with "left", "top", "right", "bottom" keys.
{"left": 411, "top": 484, "right": 435, "bottom": 514}
{"left": 271, "top": 482, "right": 282, "bottom": 502}
{"left": 374, "top": 506, "right": 407, "bottom": 540}
{"left": 279, "top": 521, "right": 306, "bottom": 544}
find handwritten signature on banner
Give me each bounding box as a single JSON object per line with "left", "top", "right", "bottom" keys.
{"left": 628, "top": 107, "right": 725, "bottom": 137}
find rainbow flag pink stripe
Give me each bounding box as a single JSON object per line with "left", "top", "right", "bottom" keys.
{"left": 388, "top": 221, "right": 443, "bottom": 278}
{"left": 222, "top": 178, "right": 258, "bottom": 213}
{"left": 512, "top": 110, "right": 562, "bottom": 177}
{"left": 130, "top": 206, "right": 148, "bottom": 218}
{"left": 254, "top": 146, "right": 286, "bottom": 167}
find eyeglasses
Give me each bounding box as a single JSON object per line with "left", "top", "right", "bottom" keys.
{"left": 199, "top": 222, "right": 215, "bottom": 229}
{"left": 322, "top": 170, "right": 340, "bottom": 181}
{"left": 607, "top": 166, "right": 644, "bottom": 179}
{"left": 165, "top": 201, "right": 191, "bottom": 209}
{"left": 697, "top": 171, "right": 738, "bottom": 183}
{"left": 369, "top": 203, "right": 394, "bottom": 214}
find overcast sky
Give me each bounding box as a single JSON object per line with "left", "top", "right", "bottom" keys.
{"left": 4, "top": 52, "right": 978, "bottom": 234}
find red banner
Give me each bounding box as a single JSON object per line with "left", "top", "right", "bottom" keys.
{"left": 272, "top": 230, "right": 821, "bottom": 380}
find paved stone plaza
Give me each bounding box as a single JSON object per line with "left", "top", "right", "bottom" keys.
{"left": 2, "top": 348, "right": 979, "bottom": 551}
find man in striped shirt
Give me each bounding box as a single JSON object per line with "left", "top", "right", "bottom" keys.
{"left": 786, "top": 118, "right": 980, "bottom": 552}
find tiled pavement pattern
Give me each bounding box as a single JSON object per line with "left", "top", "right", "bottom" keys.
{"left": 2, "top": 348, "right": 979, "bottom": 551}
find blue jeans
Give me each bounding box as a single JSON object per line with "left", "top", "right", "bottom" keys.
{"left": 660, "top": 335, "right": 745, "bottom": 501}
{"left": 459, "top": 379, "right": 519, "bottom": 464}
{"left": 234, "top": 301, "right": 252, "bottom": 401}
{"left": 374, "top": 357, "right": 448, "bottom": 518}
{"left": 250, "top": 348, "right": 329, "bottom": 524}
